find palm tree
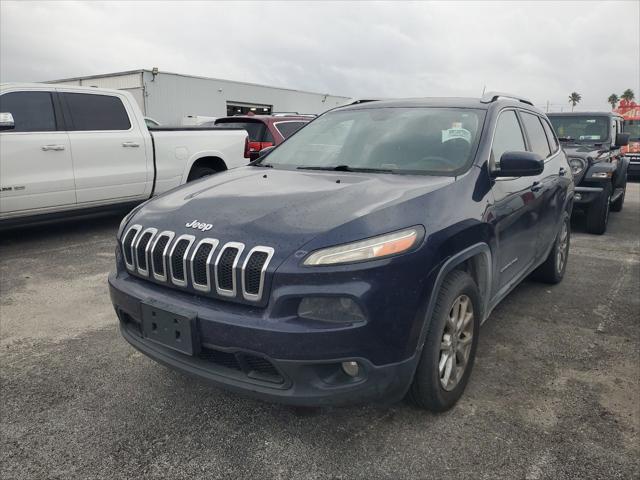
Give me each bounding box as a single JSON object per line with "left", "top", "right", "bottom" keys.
{"left": 608, "top": 94, "right": 619, "bottom": 110}
{"left": 568, "top": 92, "right": 582, "bottom": 111}
{"left": 621, "top": 89, "right": 635, "bottom": 103}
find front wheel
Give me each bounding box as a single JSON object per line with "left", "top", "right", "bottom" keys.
{"left": 407, "top": 270, "right": 480, "bottom": 412}
{"left": 585, "top": 182, "right": 612, "bottom": 235}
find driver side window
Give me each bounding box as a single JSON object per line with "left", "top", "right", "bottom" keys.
{"left": 491, "top": 110, "right": 526, "bottom": 169}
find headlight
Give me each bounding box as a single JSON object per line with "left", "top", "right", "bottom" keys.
{"left": 569, "top": 158, "right": 586, "bottom": 176}
{"left": 303, "top": 227, "right": 421, "bottom": 266}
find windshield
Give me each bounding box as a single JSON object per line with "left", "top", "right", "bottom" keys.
{"left": 548, "top": 115, "right": 610, "bottom": 142}
{"left": 259, "top": 107, "right": 484, "bottom": 175}
{"left": 624, "top": 120, "right": 640, "bottom": 140}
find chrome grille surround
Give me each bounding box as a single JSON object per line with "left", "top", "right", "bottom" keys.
{"left": 134, "top": 227, "right": 157, "bottom": 277}
{"left": 241, "top": 246, "right": 275, "bottom": 302}
{"left": 121, "top": 226, "right": 273, "bottom": 303}
{"left": 122, "top": 224, "right": 142, "bottom": 271}
{"left": 169, "top": 234, "right": 196, "bottom": 287}
{"left": 214, "top": 242, "right": 245, "bottom": 297}
{"left": 189, "top": 238, "right": 220, "bottom": 292}
{"left": 150, "top": 231, "right": 175, "bottom": 282}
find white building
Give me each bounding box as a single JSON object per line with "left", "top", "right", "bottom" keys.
{"left": 47, "top": 69, "right": 351, "bottom": 125}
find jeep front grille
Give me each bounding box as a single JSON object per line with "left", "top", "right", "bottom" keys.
{"left": 121, "top": 227, "right": 273, "bottom": 302}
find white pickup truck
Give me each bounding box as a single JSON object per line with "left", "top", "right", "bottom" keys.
{"left": 0, "top": 83, "right": 249, "bottom": 226}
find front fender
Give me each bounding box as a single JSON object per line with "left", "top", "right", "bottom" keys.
{"left": 582, "top": 162, "right": 616, "bottom": 184}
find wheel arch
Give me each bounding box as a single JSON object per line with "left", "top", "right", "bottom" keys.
{"left": 182, "top": 154, "right": 228, "bottom": 182}
{"left": 415, "top": 243, "right": 492, "bottom": 355}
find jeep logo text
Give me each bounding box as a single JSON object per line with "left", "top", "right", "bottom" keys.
{"left": 185, "top": 220, "right": 213, "bottom": 232}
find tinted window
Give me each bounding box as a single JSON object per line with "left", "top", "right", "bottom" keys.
{"left": 521, "top": 112, "right": 551, "bottom": 158}
{"left": 541, "top": 118, "right": 559, "bottom": 153}
{"left": 491, "top": 110, "right": 526, "bottom": 166}
{"left": 214, "top": 119, "right": 265, "bottom": 141}
{"left": 263, "top": 107, "right": 484, "bottom": 175}
{"left": 275, "top": 121, "right": 306, "bottom": 138}
{"left": 0, "top": 91, "right": 56, "bottom": 132}
{"left": 63, "top": 93, "right": 131, "bottom": 131}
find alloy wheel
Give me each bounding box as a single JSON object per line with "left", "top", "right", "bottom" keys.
{"left": 556, "top": 220, "right": 569, "bottom": 273}
{"left": 439, "top": 294, "right": 474, "bottom": 391}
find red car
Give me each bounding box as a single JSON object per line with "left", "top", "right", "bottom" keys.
{"left": 211, "top": 113, "right": 313, "bottom": 160}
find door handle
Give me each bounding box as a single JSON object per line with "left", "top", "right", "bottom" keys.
{"left": 122, "top": 142, "right": 140, "bottom": 148}
{"left": 559, "top": 167, "right": 567, "bottom": 176}
{"left": 530, "top": 181, "right": 542, "bottom": 192}
{"left": 41, "top": 145, "right": 65, "bottom": 151}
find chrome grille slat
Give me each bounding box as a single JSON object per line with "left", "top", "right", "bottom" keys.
{"left": 122, "top": 224, "right": 142, "bottom": 271}
{"left": 241, "top": 246, "right": 275, "bottom": 302}
{"left": 214, "top": 242, "right": 245, "bottom": 297}
{"left": 169, "top": 234, "right": 195, "bottom": 287}
{"left": 135, "top": 227, "right": 157, "bottom": 277}
{"left": 150, "top": 231, "right": 175, "bottom": 282}
{"left": 189, "top": 238, "right": 219, "bottom": 292}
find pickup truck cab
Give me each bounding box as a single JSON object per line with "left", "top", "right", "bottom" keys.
{"left": 0, "top": 83, "right": 249, "bottom": 226}
{"left": 548, "top": 112, "right": 630, "bottom": 234}
{"left": 109, "top": 93, "right": 573, "bottom": 411}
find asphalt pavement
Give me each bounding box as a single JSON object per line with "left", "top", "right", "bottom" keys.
{"left": 1, "top": 184, "right": 639, "bottom": 480}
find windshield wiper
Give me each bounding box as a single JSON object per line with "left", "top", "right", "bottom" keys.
{"left": 250, "top": 162, "right": 273, "bottom": 168}
{"left": 557, "top": 136, "right": 574, "bottom": 142}
{"left": 297, "top": 165, "right": 394, "bottom": 173}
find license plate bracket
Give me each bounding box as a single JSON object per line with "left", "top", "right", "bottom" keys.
{"left": 141, "top": 300, "right": 197, "bottom": 356}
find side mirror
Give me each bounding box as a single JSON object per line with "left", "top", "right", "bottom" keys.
{"left": 615, "top": 132, "right": 630, "bottom": 147}
{"left": 258, "top": 145, "right": 276, "bottom": 158}
{"left": 494, "top": 151, "right": 544, "bottom": 177}
{"left": 0, "top": 112, "right": 15, "bottom": 131}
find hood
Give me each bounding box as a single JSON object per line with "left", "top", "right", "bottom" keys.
{"left": 129, "top": 166, "right": 453, "bottom": 257}
{"left": 561, "top": 143, "right": 611, "bottom": 162}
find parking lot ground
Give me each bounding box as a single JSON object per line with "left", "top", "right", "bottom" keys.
{"left": 1, "top": 184, "right": 639, "bottom": 480}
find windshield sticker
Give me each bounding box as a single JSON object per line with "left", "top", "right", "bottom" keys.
{"left": 442, "top": 123, "right": 471, "bottom": 143}
{"left": 579, "top": 135, "right": 601, "bottom": 140}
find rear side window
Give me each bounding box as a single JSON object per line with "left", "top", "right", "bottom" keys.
{"left": 274, "top": 121, "right": 306, "bottom": 138}
{"left": 541, "top": 118, "right": 559, "bottom": 153}
{"left": 520, "top": 112, "right": 551, "bottom": 158}
{"left": 62, "top": 93, "right": 131, "bottom": 131}
{"left": 0, "top": 91, "right": 57, "bottom": 132}
{"left": 491, "top": 110, "right": 526, "bottom": 165}
{"left": 214, "top": 120, "right": 265, "bottom": 141}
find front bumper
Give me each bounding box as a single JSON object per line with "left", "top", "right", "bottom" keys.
{"left": 627, "top": 156, "right": 640, "bottom": 176}
{"left": 573, "top": 186, "right": 604, "bottom": 205}
{"left": 109, "top": 272, "right": 419, "bottom": 406}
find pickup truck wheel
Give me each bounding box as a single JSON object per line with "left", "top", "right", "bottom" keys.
{"left": 585, "top": 182, "right": 612, "bottom": 235}
{"left": 610, "top": 175, "right": 626, "bottom": 212}
{"left": 407, "top": 270, "right": 480, "bottom": 412}
{"left": 187, "top": 166, "right": 217, "bottom": 182}
{"left": 532, "top": 212, "right": 570, "bottom": 284}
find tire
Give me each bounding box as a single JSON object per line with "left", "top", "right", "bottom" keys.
{"left": 585, "top": 182, "right": 612, "bottom": 235}
{"left": 407, "top": 270, "right": 480, "bottom": 412}
{"left": 610, "top": 175, "right": 626, "bottom": 212}
{"left": 187, "top": 166, "right": 217, "bottom": 182}
{"left": 531, "top": 212, "right": 570, "bottom": 284}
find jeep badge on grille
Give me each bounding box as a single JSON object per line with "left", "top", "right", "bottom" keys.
{"left": 185, "top": 220, "right": 213, "bottom": 232}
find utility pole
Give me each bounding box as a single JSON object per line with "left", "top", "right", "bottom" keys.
{"left": 546, "top": 100, "right": 549, "bottom": 113}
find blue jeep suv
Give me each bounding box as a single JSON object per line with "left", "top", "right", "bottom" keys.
{"left": 109, "top": 93, "right": 574, "bottom": 411}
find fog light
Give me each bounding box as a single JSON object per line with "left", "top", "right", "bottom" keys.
{"left": 575, "top": 193, "right": 582, "bottom": 201}
{"left": 341, "top": 361, "right": 360, "bottom": 377}
{"left": 298, "top": 297, "right": 365, "bottom": 323}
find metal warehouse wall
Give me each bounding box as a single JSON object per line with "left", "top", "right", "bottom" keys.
{"left": 143, "top": 71, "right": 350, "bottom": 125}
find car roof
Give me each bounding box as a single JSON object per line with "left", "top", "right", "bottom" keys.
{"left": 333, "top": 97, "right": 546, "bottom": 115}
{"left": 215, "top": 115, "right": 311, "bottom": 123}
{"left": 547, "top": 111, "right": 623, "bottom": 119}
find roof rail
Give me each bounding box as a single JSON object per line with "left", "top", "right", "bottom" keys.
{"left": 480, "top": 91, "right": 533, "bottom": 106}
{"left": 348, "top": 99, "right": 381, "bottom": 105}
{"left": 271, "top": 112, "right": 317, "bottom": 117}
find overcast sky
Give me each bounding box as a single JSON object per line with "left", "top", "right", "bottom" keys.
{"left": 1, "top": 1, "right": 638, "bottom": 111}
